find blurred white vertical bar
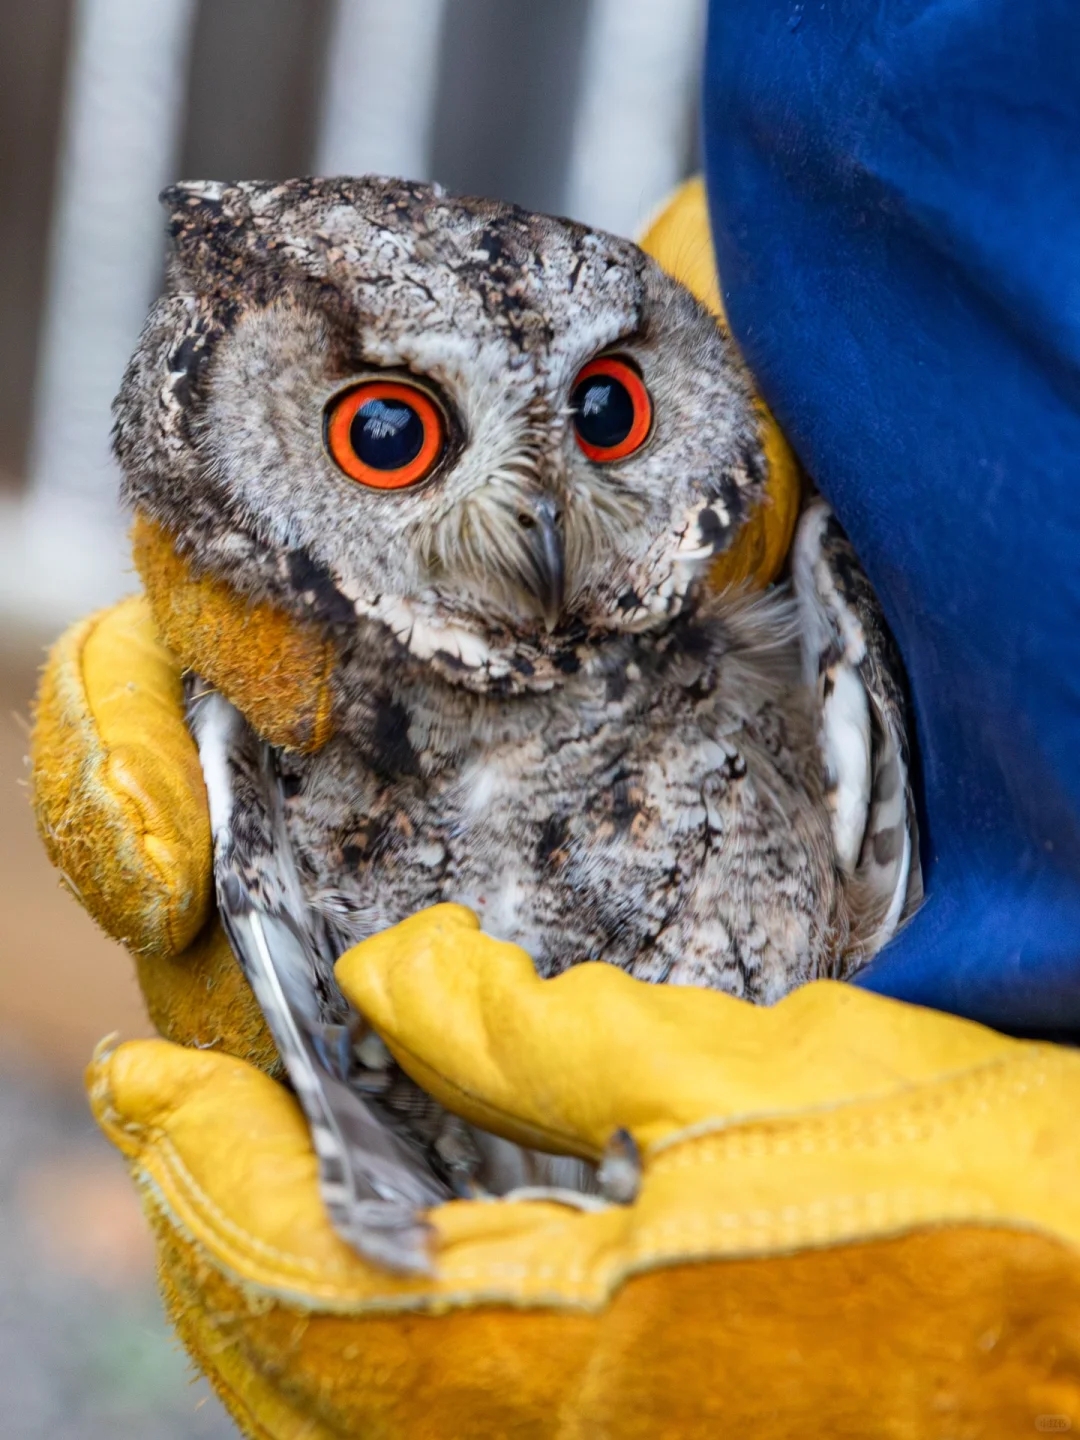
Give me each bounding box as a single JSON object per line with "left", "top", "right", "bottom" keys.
{"left": 4, "top": 0, "right": 196, "bottom": 628}
{"left": 316, "top": 0, "right": 448, "bottom": 180}
{"left": 563, "top": 0, "right": 706, "bottom": 238}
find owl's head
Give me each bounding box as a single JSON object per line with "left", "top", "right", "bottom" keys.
{"left": 115, "top": 177, "right": 774, "bottom": 696}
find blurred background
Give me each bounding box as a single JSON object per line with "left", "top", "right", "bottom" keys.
{"left": 0, "top": 1, "right": 704, "bottom": 1434}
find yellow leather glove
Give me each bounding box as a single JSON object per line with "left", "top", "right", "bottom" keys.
{"left": 83, "top": 902, "right": 1080, "bottom": 1438}
{"left": 31, "top": 182, "right": 1080, "bottom": 1437}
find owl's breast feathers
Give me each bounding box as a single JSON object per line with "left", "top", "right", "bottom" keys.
{"left": 135, "top": 485, "right": 916, "bottom": 1003}
{"left": 276, "top": 584, "right": 847, "bottom": 1005}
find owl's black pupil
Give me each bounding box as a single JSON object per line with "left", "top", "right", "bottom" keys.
{"left": 571, "top": 374, "right": 635, "bottom": 450}
{"left": 349, "top": 397, "right": 425, "bottom": 470}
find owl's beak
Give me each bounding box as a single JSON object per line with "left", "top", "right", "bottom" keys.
{"left": 516, "top": 496, "right": 565, "bottom": 632}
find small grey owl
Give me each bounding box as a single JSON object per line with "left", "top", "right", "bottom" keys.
{"left": 113, "top": 177, "right": 921, "bottom": 1270}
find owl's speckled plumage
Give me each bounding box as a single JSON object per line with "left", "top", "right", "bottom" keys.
{"left": 114, "top": 177, "right": 920, "bottom": 1263}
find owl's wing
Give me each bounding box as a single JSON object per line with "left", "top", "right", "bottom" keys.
{"left": 792, "top": 497, "right": 923, "bottom": 961}
{"left": 188, "top": 689, "right": 448, "bottom": 1275}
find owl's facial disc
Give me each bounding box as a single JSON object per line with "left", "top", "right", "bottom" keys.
{"left": 313, "top": 345, "right": 746, "bottom": 691}
{"left": 321, "top": 354, "right": 668, "bottom": 648}
{"left": 116, "top": 178, "right": 768, "bottom": 696}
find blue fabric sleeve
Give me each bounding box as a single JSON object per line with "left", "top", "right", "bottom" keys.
{"left": 702, "top": 0, "right": 1080, "bottom": 1032}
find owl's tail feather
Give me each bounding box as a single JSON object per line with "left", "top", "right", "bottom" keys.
{"left": 191, "top": 689, "right": 448, "bottom": 1275}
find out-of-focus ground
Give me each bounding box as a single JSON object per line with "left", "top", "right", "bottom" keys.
{"left": 0, "top": 635, "right": 235, "bottom": 1438}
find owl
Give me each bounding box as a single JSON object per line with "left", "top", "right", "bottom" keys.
{"left": 113, "top": 177, "right": 921, "bottom": 1271}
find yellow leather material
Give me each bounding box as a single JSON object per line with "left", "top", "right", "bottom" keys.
{"left": 336, "top": 905, "right": 1034, "bottom": 1156}
{"left": 31, "top": 594, "right": 212, "bottom": 958}
{"left": 132, "top": 913, "right": 279, "bottom": 1075}
{"left": 88, "top": 924, "right": 1080, "bottom": 1437}
{"left": 30, "top": 594, "right": 274, "bottom": 1067}
{"left": 132, "top": 512, "right": 336, "bottom": 754}
{"left": 147, "top": 1219, "right": 1080, "bottom": 1439}
{"left": 639, "top": 176, "right": 728, "bottom": 324}
{"left": 639, "top": 176, "right": 802, "bottom": 593}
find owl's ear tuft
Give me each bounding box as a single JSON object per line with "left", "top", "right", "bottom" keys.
{"left": 161, "top": 179, "right": 231, "bottom": 207}
{"left": 160, "top": 179, "right": 252, "bottom": 232}
{"left": 160, "top": 181, "right": 257, "bottom": 286}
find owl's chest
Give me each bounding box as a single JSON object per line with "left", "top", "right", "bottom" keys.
{"left": 280, "top": 682, "right": 842, "bottom": 1003}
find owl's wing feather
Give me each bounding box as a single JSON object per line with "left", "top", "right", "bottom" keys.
{"left": 189, "top": 689, "right": 448, "bottom": 1274}
{"left": 792, "top": 497, "right": 923, "bottom": 960}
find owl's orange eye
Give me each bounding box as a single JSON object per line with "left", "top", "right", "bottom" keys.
{"left": 570, "top": 356, "right": 652, "bottom": 463}
{"left": 324, "top": 380, "right": 445, "bottom": 489}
